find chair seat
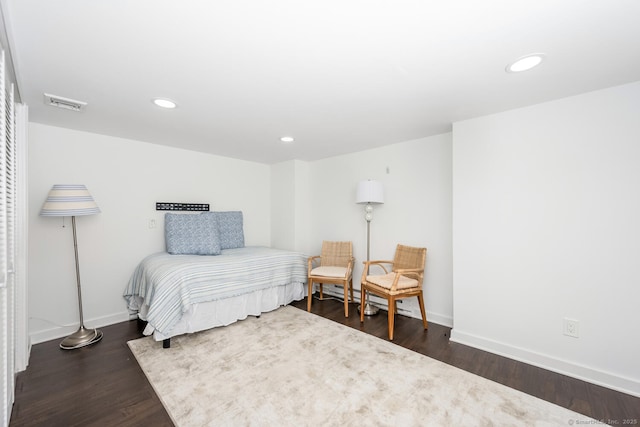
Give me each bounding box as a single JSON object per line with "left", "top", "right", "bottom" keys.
{"left": 365, "top": 273, "right": 418, "bottom": 290}
{"left": 310, "top": 266, "right": 349, "bottom": 278}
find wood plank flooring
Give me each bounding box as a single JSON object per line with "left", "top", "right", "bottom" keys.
{"left": 10, "top": 298, "right": 640, "bottom": 426}
{"left": 10, "top": 318, "right": 173, "bottom": 427}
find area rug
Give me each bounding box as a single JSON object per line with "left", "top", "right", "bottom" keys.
{"left": 128, "top": 306, "right": 596, "bottom": 426}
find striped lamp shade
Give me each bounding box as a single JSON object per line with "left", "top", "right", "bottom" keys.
{"left": 40, "top": 184, "right": 101, "bottom": 217}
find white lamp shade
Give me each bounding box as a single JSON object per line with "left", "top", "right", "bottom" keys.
{"left": 40, "top": 184, "right": 101, "bottom": 217}
{"left": 356, "top": 180, "right": 384, "bottom": 204}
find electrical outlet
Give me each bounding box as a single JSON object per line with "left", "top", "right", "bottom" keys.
{"left": 563, "top": 318, "right": 579, "bottom": 338}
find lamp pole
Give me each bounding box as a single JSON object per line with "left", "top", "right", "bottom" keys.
{"left": 355, "top": 180, "right": 384, "bottom": 316}
{"left": 59, "top": 215, "right": 103, "bottom": 350}
{"left": 359, "top": 203, "right": 379, "bottom": 316}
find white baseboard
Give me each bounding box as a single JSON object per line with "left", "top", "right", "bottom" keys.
{"left": 29, "top": 311, "right": 131, "bottom": 345}
{"left": 450, "top": 329, "right": 640, "bottom": 398}
{"left": 318, "top": 286, "right": 453, "bottom": 328}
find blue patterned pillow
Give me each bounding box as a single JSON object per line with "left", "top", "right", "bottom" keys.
{"left": 204, "top": 211, "right": 245, "bottom": 249}
{"left": 165, "top": 213, "right": 221, "bottom": 255}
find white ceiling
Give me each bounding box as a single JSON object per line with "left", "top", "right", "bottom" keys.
{"left": 3, "top": 1, "right": 640, "bottom": 164}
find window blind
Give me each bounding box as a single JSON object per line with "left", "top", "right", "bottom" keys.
{"left": 0, "top": 49, "right": 6, "bottom": 288}
{"left": 0, "top": 46, "right": 18, "bottom": 427}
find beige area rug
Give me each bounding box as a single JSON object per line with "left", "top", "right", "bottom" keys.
{"left": 128, "top": 306, "right": 596, "bottom": 426}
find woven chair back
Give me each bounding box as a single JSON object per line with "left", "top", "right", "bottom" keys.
{"left": 320, "top": 241, "right": 353, "bottom": 267}
{"left": 392, "top": 244, "right": 426, "bottom": 275}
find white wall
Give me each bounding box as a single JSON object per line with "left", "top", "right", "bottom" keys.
{"left": 28, "top": 123, "right": 271, "bottom": 343}
{"left": 303, "top": 134, "right": 453, "bottom": 325}
{"left": 270, "top": 161, "right": 296, "bottom": 250}
{"left": 451, "top": 81, "right": 640, "bottom": 396}
{"left": 293, "top": 160, "right": 312, "bottom": 254}
{"left": 270, "top": 159, "right": 312, "bottom": 253}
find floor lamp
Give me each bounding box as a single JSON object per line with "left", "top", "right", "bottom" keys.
{"left": 40, "top": 184, "right": 103, "bottom": 350}
{"left": 356, "top": 179, "right": 384, "bottom": 316}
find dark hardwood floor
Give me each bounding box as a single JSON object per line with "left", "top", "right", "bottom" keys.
{"left": 10, "top": 298, "right": 640, "bottom": 426}
{"left": 9, "top": 318, "right": 173, "bottom": 427}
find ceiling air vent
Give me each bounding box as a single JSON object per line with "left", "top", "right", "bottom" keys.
{"left": 44, "top": 93, "right": 87, "bottom": 112}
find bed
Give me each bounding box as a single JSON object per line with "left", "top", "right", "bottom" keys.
{"left": 123, "top": 211, "right": 308, "bottom": 347}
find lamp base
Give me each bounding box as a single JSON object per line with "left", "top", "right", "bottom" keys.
{"left": 59, "top": 326, "right": 103, "bottom": 350}
{"left": 358, "top": 303, "right": 380, "bottom": 316}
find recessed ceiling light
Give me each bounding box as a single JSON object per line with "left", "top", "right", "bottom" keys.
{"left": 280, "top": 136, "right": 294, "bottom": 143}
{"left": 153, "top": 98, "right": 177, "bottom": 109}
{"left": 506, "top": 53, "right": 546, "bottom": 73}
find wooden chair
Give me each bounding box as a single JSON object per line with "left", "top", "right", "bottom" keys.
{"left": 360, "top": 244, "right": 427, "bottom": 340}
{"left": 307, "top": 241, "right": 355, "bottom": 317}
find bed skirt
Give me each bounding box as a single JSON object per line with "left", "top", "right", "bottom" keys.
{"left": 135, "top": 281, "right": 306, "bottom": 341}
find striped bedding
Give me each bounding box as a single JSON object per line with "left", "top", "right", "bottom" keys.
{"left": 124, "top": 246, "right": 308, "bottom": 337}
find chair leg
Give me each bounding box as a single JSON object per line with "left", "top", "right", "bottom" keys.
{"left": 307, "top": 279, "right": 313, "bottom": 312}
{"left": 417, "top": 292, "right": 428, "bottom": 330}
{"left": 388, "top": 296, "right": 395, "bottom": 340}
{"left": 360, "top": 288, "right": 366, "bottom": 323}
{"left": 349, "top": 278, "right": 354, "bottom": 302}
{"left": 319, "top": 284, "right": 324, "bottom": 300}
{"left": 343, "top": 281, "right": 349, "bottom": 317}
